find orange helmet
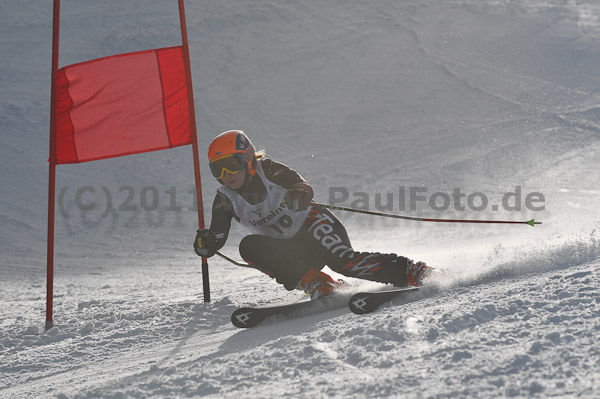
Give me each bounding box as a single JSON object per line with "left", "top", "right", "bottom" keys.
{"left": 208, "top": 130, "right": 257, "bottom": 180}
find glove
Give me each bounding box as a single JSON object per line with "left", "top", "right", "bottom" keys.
{"left": 284, "top": 183, "right": 313, "bottom": 211}
{"left": 194, "top": 229, "right": 218, "bottom": 258}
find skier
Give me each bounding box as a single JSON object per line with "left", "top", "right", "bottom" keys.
{"left": 194, "top": 130, "right": 430, "bottom": 299}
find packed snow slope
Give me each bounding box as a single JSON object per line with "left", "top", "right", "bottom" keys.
{"left": 1, "top": 0, "right": 599, "bottom": 398}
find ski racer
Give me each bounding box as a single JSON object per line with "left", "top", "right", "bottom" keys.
{"left": 194, "top": 130, "right": 430, "bottom": 299}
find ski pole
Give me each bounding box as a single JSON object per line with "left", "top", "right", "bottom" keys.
{"left": 317, "top": 203, "right": 541, "bottom": 227}
{"left": 216, "top": 251, "right": 252, "bottom": 267}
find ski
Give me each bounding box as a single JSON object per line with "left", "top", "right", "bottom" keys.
{"left": 348, "top": 286, "right": 420, "bottom": 315}
{"left": 232, "top": 286, "right": 422, "bottom": 327}
{"left": 231, "top": 294, "right": 348, "bottom": 328}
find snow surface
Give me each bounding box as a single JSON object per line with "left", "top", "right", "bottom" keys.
{"left": 1, "top": 0, "right": 599, "bottom": 398}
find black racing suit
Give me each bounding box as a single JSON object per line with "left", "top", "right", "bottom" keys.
{"left": 208, "top": 158, "right": 411, "bottom": 290}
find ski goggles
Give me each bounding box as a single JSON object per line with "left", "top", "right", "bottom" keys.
{"left": 209, "top": 154, "right": 245, "bottom": 179}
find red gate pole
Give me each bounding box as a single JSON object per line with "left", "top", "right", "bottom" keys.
{"left": 46, "top": 0, "right": 61, "bottom": 329}
{"left": 178, "top": 0, "right": 210, "bottom": 302}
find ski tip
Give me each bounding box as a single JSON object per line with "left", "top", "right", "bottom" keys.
{"left": 348, "top": 287, "right": 420, "bottom": 315}
{"left": 231, "top": 308, "right": 259, "bottom": 328}
{"left": 348, "top": 293, "right": 375, "bottom": 315}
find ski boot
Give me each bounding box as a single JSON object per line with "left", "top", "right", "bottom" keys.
{"left": 297, "top": 268, "right": 345, "bottom": 300}
{"left": 406, "top": 261, "right": 431, "bottom": 287}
